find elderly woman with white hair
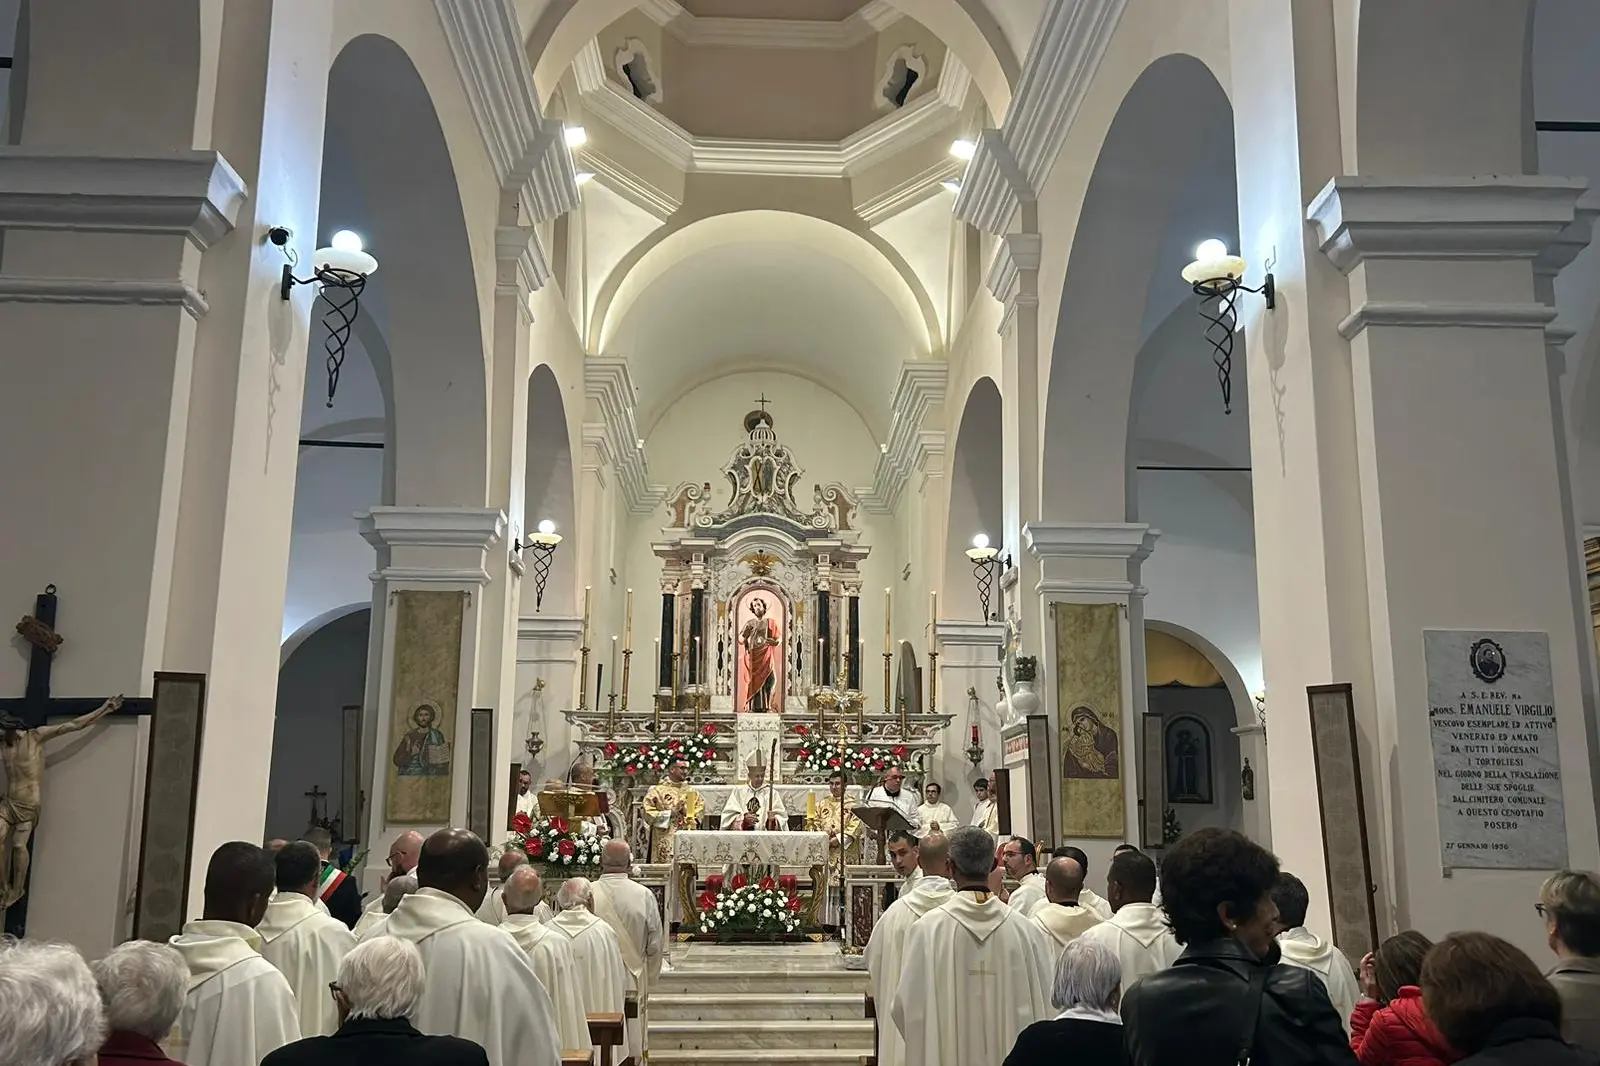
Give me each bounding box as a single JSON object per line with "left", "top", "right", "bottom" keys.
{"left": 91, "top": 941, "right": 188, "bottom": 1066}
{"left": 1003, "top": 937, "right": 1130, "bottom": 1066}
{"left": 0, "top": 940, "right": 106, "bottom": 1066}
{"left": 261, "top": 936, "right": 488, "bottom": 1066}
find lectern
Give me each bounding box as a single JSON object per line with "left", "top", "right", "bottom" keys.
{"left": 852, "top": 805, "right": 912, "bottom": 863}
{"left": 538, "top": 787, "right": 608, "bottom": 822}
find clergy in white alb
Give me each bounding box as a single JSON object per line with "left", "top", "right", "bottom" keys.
{"left": 356, "top": 872, "right": 417, "bottom": 941}
{"left": 863, "top": 767, "right": 921, "bottom": 835}
{"left": 890, "top": 827, "right": 1053, "bottom": 1066}
{"left": 167, "top": 842, "right": 301, "bottom": 1066}
{"left": 719, "top": 751, "right": 788, "bottom": 830}
{"left": 257, "top": 841, "right": 357, "bottom": 1037}
{"left": 970, "top": 779, "right": 999, "bottom": 836}
{"left": 380, "top": 828, "right": 562, "bottom": 1066}
{"left": 480, "top": 848, "right": 551, "bottom": 925}
{"left": 915, "top": 781, "right": 958, "bottom": 838}
{"left": 514, "top": 767, "right": 538, "bottom": 820}
{"left": 1030, "top": 856, "right": 1103, "bottom": 954}
{"left": 1054, "top": 844, "right": 1115, "bottom": 919}
{"left": 548, "top": 878, "right": 631, "bottom": 1058}
{"left": 591, "top": 841, "right": 666, "bottom": 1064}
{"left": 1273, "top": 871, "right": 1360, "bottom": 1032}
{"left": 499, "top": 866, "right": 593, "bottom": 1055}
{"left": 1001, "top": 837, "right": 1047, "bottom": 917}
{"left": 358, "top": 829, "right": 424, "bottom": 928}
{"left": 1077, "top": 849, "right": 1181, "bottom": 990}
{"left": 887, "top": 830, "right": 923, "bottom": 898}
{"left": 865, "top": 835, "right": 955, "bottom": 1066}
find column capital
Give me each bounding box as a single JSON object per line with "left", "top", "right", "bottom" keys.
{"left": 985, "top": 232, "right": 1042, "bottom": 336}
{"left": 495, "top": 223, "right": 550, "bottom": 304}
{"left": 1024, "top": 521, "right": 1158, "bottom": 598}
{"left": 357, "top": 506, "right": 506, "bottom": 585}
{"left": 1306, "top": 175, "right": 1589, "bottom": 273}
{"left": 585, "top": 357, "right": 666, "bottom": 513}
{"left": 934, "top": 621, "right": 1006, "bottom": 647}
{"left": 517, "top": 615, "right": 582, "bottom": 645}
{"left": 860, "top": 361, "right": 947, "bottom": 514}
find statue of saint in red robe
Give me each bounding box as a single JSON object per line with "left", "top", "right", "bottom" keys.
{"left": 740, "top": 597, "right": 780, "bottom": 713}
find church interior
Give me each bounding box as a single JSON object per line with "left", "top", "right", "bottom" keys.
{"left": 8, "top": 1, "right": 1600, "bottom": 1064}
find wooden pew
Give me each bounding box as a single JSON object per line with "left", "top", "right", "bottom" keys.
{"left": 618, "top": 993, "right": 640, "bottom": 1066}
{"left": 560, "top": 1054, "right": 590, "bottom": 1066}
{"left": 588, "top": 1012, "right": 625, "bottom": 1066}
{"left": 863, "top": 992, "right": 878, "bottom": 1066}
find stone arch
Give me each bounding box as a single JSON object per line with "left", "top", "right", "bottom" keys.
{"left": 523, "top": 363, "right": 578, "bottom": 614}
{"left": 943, "top": 376, "right": 1003, "bottom": 621}
{"left": 1041, "top": 53, "right": 1233, "bottom": 522}
{"left": 324, "top": 34, "right": 489, "bottom": 507}
{"left": 521, "top": 0, "right": 1018, "bottom": 122}
{"left": 1353, "top": 0, "right": 1537, "bottom": 176}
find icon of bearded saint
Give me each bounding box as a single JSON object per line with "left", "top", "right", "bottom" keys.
{"left": 1063, "top": 705, "right": 1119, "bottom": 780}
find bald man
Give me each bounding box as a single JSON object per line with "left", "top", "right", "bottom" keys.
{"left": 380, "top": 829, "right": 562, "bottom": 1066}
{"left": 499, "top": 866, "right": 590, "bottom": 1055}
{"left": 477, "top": 847, "right": 538, "bottom": 925}
{"left": 360, "top": 829, "right": 426, "bottom": 923}
{"left": 865, "top": 835, "right": 956, "bottom": 1066}
{"left": 591, "top": 840, "right": 664, "bottom": 1063}
{"left": 1030, "top": 856, "right": 1103, "bottom": 953}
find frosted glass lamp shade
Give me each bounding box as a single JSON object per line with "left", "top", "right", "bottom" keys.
{"left": 313, "top": 245, "right": 378, "bottom": 276}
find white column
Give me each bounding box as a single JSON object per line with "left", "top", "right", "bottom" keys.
{"left": 1023, "top": 522, "right": 1158, "bottom": 869}
{"left": 358, "top": 506, "right": 505, "bottom": 887}
{"left": 933, "top": 622, "right": 1005, "bottom": 819}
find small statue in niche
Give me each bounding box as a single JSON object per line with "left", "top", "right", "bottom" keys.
{"left": 1241, "top": 757, "right": 1256, "bottom": 801}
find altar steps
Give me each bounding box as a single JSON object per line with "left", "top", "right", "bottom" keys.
{"left": 650, "top": 991, "right": 865, "bottom": 1021}
{"left": 651, "top": 1019, "right": 877, "bottom": 1051}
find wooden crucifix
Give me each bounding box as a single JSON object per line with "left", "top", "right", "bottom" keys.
{"left": 1, "top": 585, "right": 153, "bottom": 936}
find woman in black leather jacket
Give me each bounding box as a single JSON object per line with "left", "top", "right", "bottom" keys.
{"left": 1121, "top": 828, "right": 1357, "bottom": 1066}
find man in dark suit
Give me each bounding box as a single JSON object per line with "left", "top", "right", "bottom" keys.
{"left": 305, "top": 827, "right": 363, "bottom": 929}
{"left": 261, "top": 936, "right": 487, "bottom": 1066}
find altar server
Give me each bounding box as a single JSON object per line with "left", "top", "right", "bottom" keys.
{"left": 168, "top": 842, "right": 301, "bottom": 1066}
{"left": 866, "top": 835, "right": 955, "bottom": 1066}
{"left": 257, "top": 841, "right": 357, "bottom": 1037}
{"left": 720, "top": 749, "right": 788, "bottom": 830}
{"left": 380, "top": 828, "right": 562, "bottom": 1066}
{"left": 970, "top": 778, "right": 1000, "bottom": 836}
{"left": 500, "top": 867, "right": 591, "bottom": 1055}
{"left": 591, "top": 841, "right": 665, "bottom": 1064}
{"left": 890, "top": 827, "right": 1053, "bottom": 1066}
{"left": 547, "top": 878, "right": 630, "bottom": 1060}
{"left": 916, "top": 781, "right": 958, "bottom": 837}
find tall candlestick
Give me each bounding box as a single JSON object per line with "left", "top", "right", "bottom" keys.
{"left": 621, "top": 648, "right": 632, "bottom": 713}
{"left": 817, "top": 638, "right": 824, "bottom": 686}
{"left": 883, "top": 587, "right": 892, "bottom": 655}
{"left": 581, "top": 585, "right": 592, "bottom": 644}
{"left": 930, "top": 589, "right": 937, "bottom": 627}
{"left": 624, "top": 588, "right": 634, "bottom": 652}
{"left": 858, "top": 637, "right": 865, "bottom": 689}
{"left": 693, "top": 635, "right": 700, "bottom": 686}
{"left": 578, "top": 584, "right": 593, "bottom": 711}
{"left": 596, "top": 661, "right": 604, "bottom": 707}
{"left": 653, "top": 636, "right": 660, "bottom": 681}
{"left": 609, "top": 636, "right": 618, "bottom": 695}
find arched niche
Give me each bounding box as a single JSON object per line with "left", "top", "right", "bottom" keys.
{"left": 1041, "top": 53, "right": 1233, "bottom": 522}
{"left": 522, "top": 363, "right": 578, "bottom": 614}
{"left": 943, "top": 376, "right": 1003, "bottom": 621}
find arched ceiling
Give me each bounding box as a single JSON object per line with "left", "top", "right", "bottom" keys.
{"left": 609, "top": 236, "right": 921, "bottom": 437}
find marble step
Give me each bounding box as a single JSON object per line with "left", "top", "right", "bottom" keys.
{"left": 650, "top": 992, "right": 867, "bottom": 1022}
{"left": 651, "top": 1018, "right": 874, "bottom": 1051}
{"left": 649, "top": 1052, "right": 868, "bottom": 1066}
{"left": 656, "top": 969, "right": 867, "bottom": 996}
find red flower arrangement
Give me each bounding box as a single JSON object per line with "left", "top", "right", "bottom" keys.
{"left": 505, "top": 813, "right": 605, "bottom": 869}
{"left": 795, "top": 738, "right": 909, "bottom": 783}
{"left": 604, "top": 726, "right": 722, "bottom": 777}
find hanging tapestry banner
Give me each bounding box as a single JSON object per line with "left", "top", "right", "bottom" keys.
{"left": 385, "top": 590, "right": 466, "bottom": 824}
{"left": 1054, "top": 602, "right": 1125, "bottom": 838}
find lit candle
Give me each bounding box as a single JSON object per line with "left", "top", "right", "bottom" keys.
{"left": 930, "top": 589, "right": 937, "bottom": 626}
{"left": 609, "top": 636, "right": 618, "bottom": 694}
{"left": 818, "top": 637, "right": 825, "bottom": 682}
{"left": 581, "top": 585, "right": 592, "bottom": 646}
{"left": 654, "top": 636, "right": 661, "bottom": 683}
{"left": 624, "top": 588, "right": 634, "bottom": 652}
{"left": 883, "top": 587, "right": 891, "bottom": 655}
{"left": 971, "top": 723, "right": 980, "bottom": 745}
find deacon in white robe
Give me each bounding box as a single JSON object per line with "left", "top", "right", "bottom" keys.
{"left": 863, "top": 768, "right": 921, "bottom": 835}
{"left": 865, "top": 836, "right": 955, "bottom": 1066}
{"left": 357, "top": 829, "right": 425, "bottom": 927}
{"left": 915, "top": 782, "right": 958, "bottom": 837}
{"left": 970, "top": 779, "right": 999, "bottom": 836}
{"left": 1001, "top": 837, "right": 1047, "bottom": 917}
{"left": 1029, "top": 855, "right": 1103, "bottom": 954}
{"left": 890, "top": 827, "right": 1053, "bottom": 1066}
{"left": 381, "top": 829, "right": 562, "bottom": 1066}
{"left": 478, "top": 848, "right": 542, "bottom": 925}
{"left": 886, "top": 830, "right": 923, "bottom": 900}
{"left": 1273, "top": 872, "right": 1360, "bottom": 1033}
{"left": 256, "top": 841, "right": 357, "bottom": 1037}
{"left": 514, "top": 767, "right": 538, "bottom": 819}
{"left": 355, "top": 872, "right": 417, "bottom": 941}
{"left": 167, "top": 842, "right": 301, "bottom": 1066}
{"left": 500, "top": 866, "right": 593, "bottom": 1055}
{"left": 1077, "top": 849, "right": 1181, "bottom": 989}
{"left": 591, "top": 841, "right": 666, "bottom": 1064}
{"left": 1052, "top": 844, "right": 1115, "bottom": 919}
{"left": 548, "top": 878, "right": 631, "bottom": 1059}
{"left": 719, "top": 754, "right": 788, "bottom": 830}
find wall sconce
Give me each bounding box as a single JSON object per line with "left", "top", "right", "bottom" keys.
{"left": 271, "top": 227, "right": 378, "bottom": 407}
{"left": 513, "top": 519, "right": 563, "bottom": 610}
{"left": 1180, "top": 238, "right": 1273, "bottom": 415}
{"left": 1253, "top": 690, "right": 1267, "bottom": 732}
{"left": 964, "top": 685, "right": 985, "bottom": 766}
{"left": 965, "top": 533, "right": 1002, "bottom": 622}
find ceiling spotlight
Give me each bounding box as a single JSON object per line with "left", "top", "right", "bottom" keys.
{"left": 940, "top": 179, "right": 962, "bottom": 194}
{"left": 1180, "top": 237, "right": 1273, "bottom": 416}
{"left": 575, "top": 171, "right": 596, "bottom": 186}
{"left": 565, "top": 125, "right": 588, "bottom": 148}
{"left": 948, "top": 138, "right": 977, "bottom": 161}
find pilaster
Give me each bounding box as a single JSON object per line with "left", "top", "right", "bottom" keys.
{"left": 932, "top": 622, "right": 1005, "bottom": 798}
{"left": 515, "top": 615, "right": 584, "bottom": 787}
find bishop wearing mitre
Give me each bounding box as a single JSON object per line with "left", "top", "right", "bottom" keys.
{"left": 720, "top": 748, "right": 788, "bottom": 830}
{"left": 642, "top": 756, "right": 706, "bottom": 862}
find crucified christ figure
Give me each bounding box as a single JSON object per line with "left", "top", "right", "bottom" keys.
{"left": 0, "top": 694, "right": 123, "bottom": 909}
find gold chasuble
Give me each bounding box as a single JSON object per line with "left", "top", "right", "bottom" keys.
{"left": 641, "top": 781, "right": 705, "bottom": 863}
{"left": 805, "top": 796, "right": 862, "bottom": 862}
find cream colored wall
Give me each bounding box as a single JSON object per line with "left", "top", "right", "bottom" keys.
{"left": 659, "top": 38, "right": 875, "bottom": 142}
{"left": 873, "top": 189, "right": 959, "bottom": 344}
{"left": 597, "top": 7, "right": 663, "bottom": 99}
{"left": 872, "top": 15, "right": 948, "bottom": 112}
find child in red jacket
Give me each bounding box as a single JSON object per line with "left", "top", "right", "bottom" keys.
{"left": 1351, "top": 931, "right": 1460, "bottom": 1066}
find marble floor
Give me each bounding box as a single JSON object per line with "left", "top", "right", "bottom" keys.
{"left": 649, "top": 941, "right": 874, "bottom": 1064}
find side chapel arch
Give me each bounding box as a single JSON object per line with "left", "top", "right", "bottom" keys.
{"left": 943, "top": 376, "right": 1003, "bottom": 621}
{"left": 524, "top": 363, "right": 578, "bottom": 614}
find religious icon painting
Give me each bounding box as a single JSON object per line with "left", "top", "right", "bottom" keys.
{"left": 1163, "top": 715, "right": 1213, "bottom": 804}
{"left": 734, "top": 586, "right": 785, "bottom": 714}
{"left": 384, "top": 590, "right": 465, "bottom": 823}
{"left": 1052, "top": 602, "right": 1125, "bottom": 838}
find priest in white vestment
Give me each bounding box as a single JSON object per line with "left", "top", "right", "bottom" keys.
{"left": 970, "top": 779, "right": 999, "bottom": 836}
{"left": 863, "top": 767, "right": 921, "bottom": 835}
{"left": 1030, "top": 856, "right": 1103, "bottom": 954}
{"left": 719, "top": 750, "right": 788, "bottom": 830}
{"left": 167, "top": 842, "right": 301, "bottom": 1066}
{"left": 548, "top": 878, "right": 631, "bottom": 1059}
{"left": 380, "top": 828, "right": 562, "bottom": 1066}
{"left": 1001, "top": 837, "right": 1047, "bottom": 916}
{"left": 499, "top": 866, "right": 593, "bottom": 1055}
{"left": 356, "top": 872, "right": 417, "bottom": 940}
{"left": 915, "top": 781, "right": 958, "bottom": 838}
{"left": 1077, "top": 849, "right": 1181, "bottom": 989}
{"left": 890, "top": 826, "right": 1053, "bottom": 1066}
{"left": 358, "top": 829, "right": 425, "bottom": 927}
{"left": 1273, "top": 871, "right": 1359, "bottom": 1032}
{"left": 479, "top": 848, "right": 546, "bottom": 925}
{"left": 1053, "top": 844, "right": 1114, "bottom": 919}
{"left": 257, "top": 841, "right": 357, "bottom": 1037}
{"left": 886, "top": 830, "right": 923, "bottom": 900}
{"left": 591, "top": 841, "right": 665, "bottom": 1064}
{"left": 865, "top": 836, "right": 955, "bottom": 1066}
{"left": 514, "top": 767, "right": 538, "bottom": 820}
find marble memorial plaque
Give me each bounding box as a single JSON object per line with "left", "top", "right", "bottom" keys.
{"left": 1426, "top": 629, "right": 1567, "bottom": 870}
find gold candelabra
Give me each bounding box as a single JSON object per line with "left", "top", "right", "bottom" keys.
{"left": 578, "top": 642, "right": 591, "bottom": 710}
{"left": 881, "top": 652, "right": 892, "bottom": 722}
{"left": 928, "top": 649, "right": 939, "bottom": 716}
{"left": 620, "top": 648, "right": 632, "bottom": 713}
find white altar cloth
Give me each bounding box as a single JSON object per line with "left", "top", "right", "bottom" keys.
{"left": 690, "top": 785, "right": 861, "bottom": 821}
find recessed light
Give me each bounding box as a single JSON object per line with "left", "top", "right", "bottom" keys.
{"left": 948, "top": 138, "right": 977, "bottom": 161}
{"left": 565, "top": 125, "right": 588, "bottom": 149}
